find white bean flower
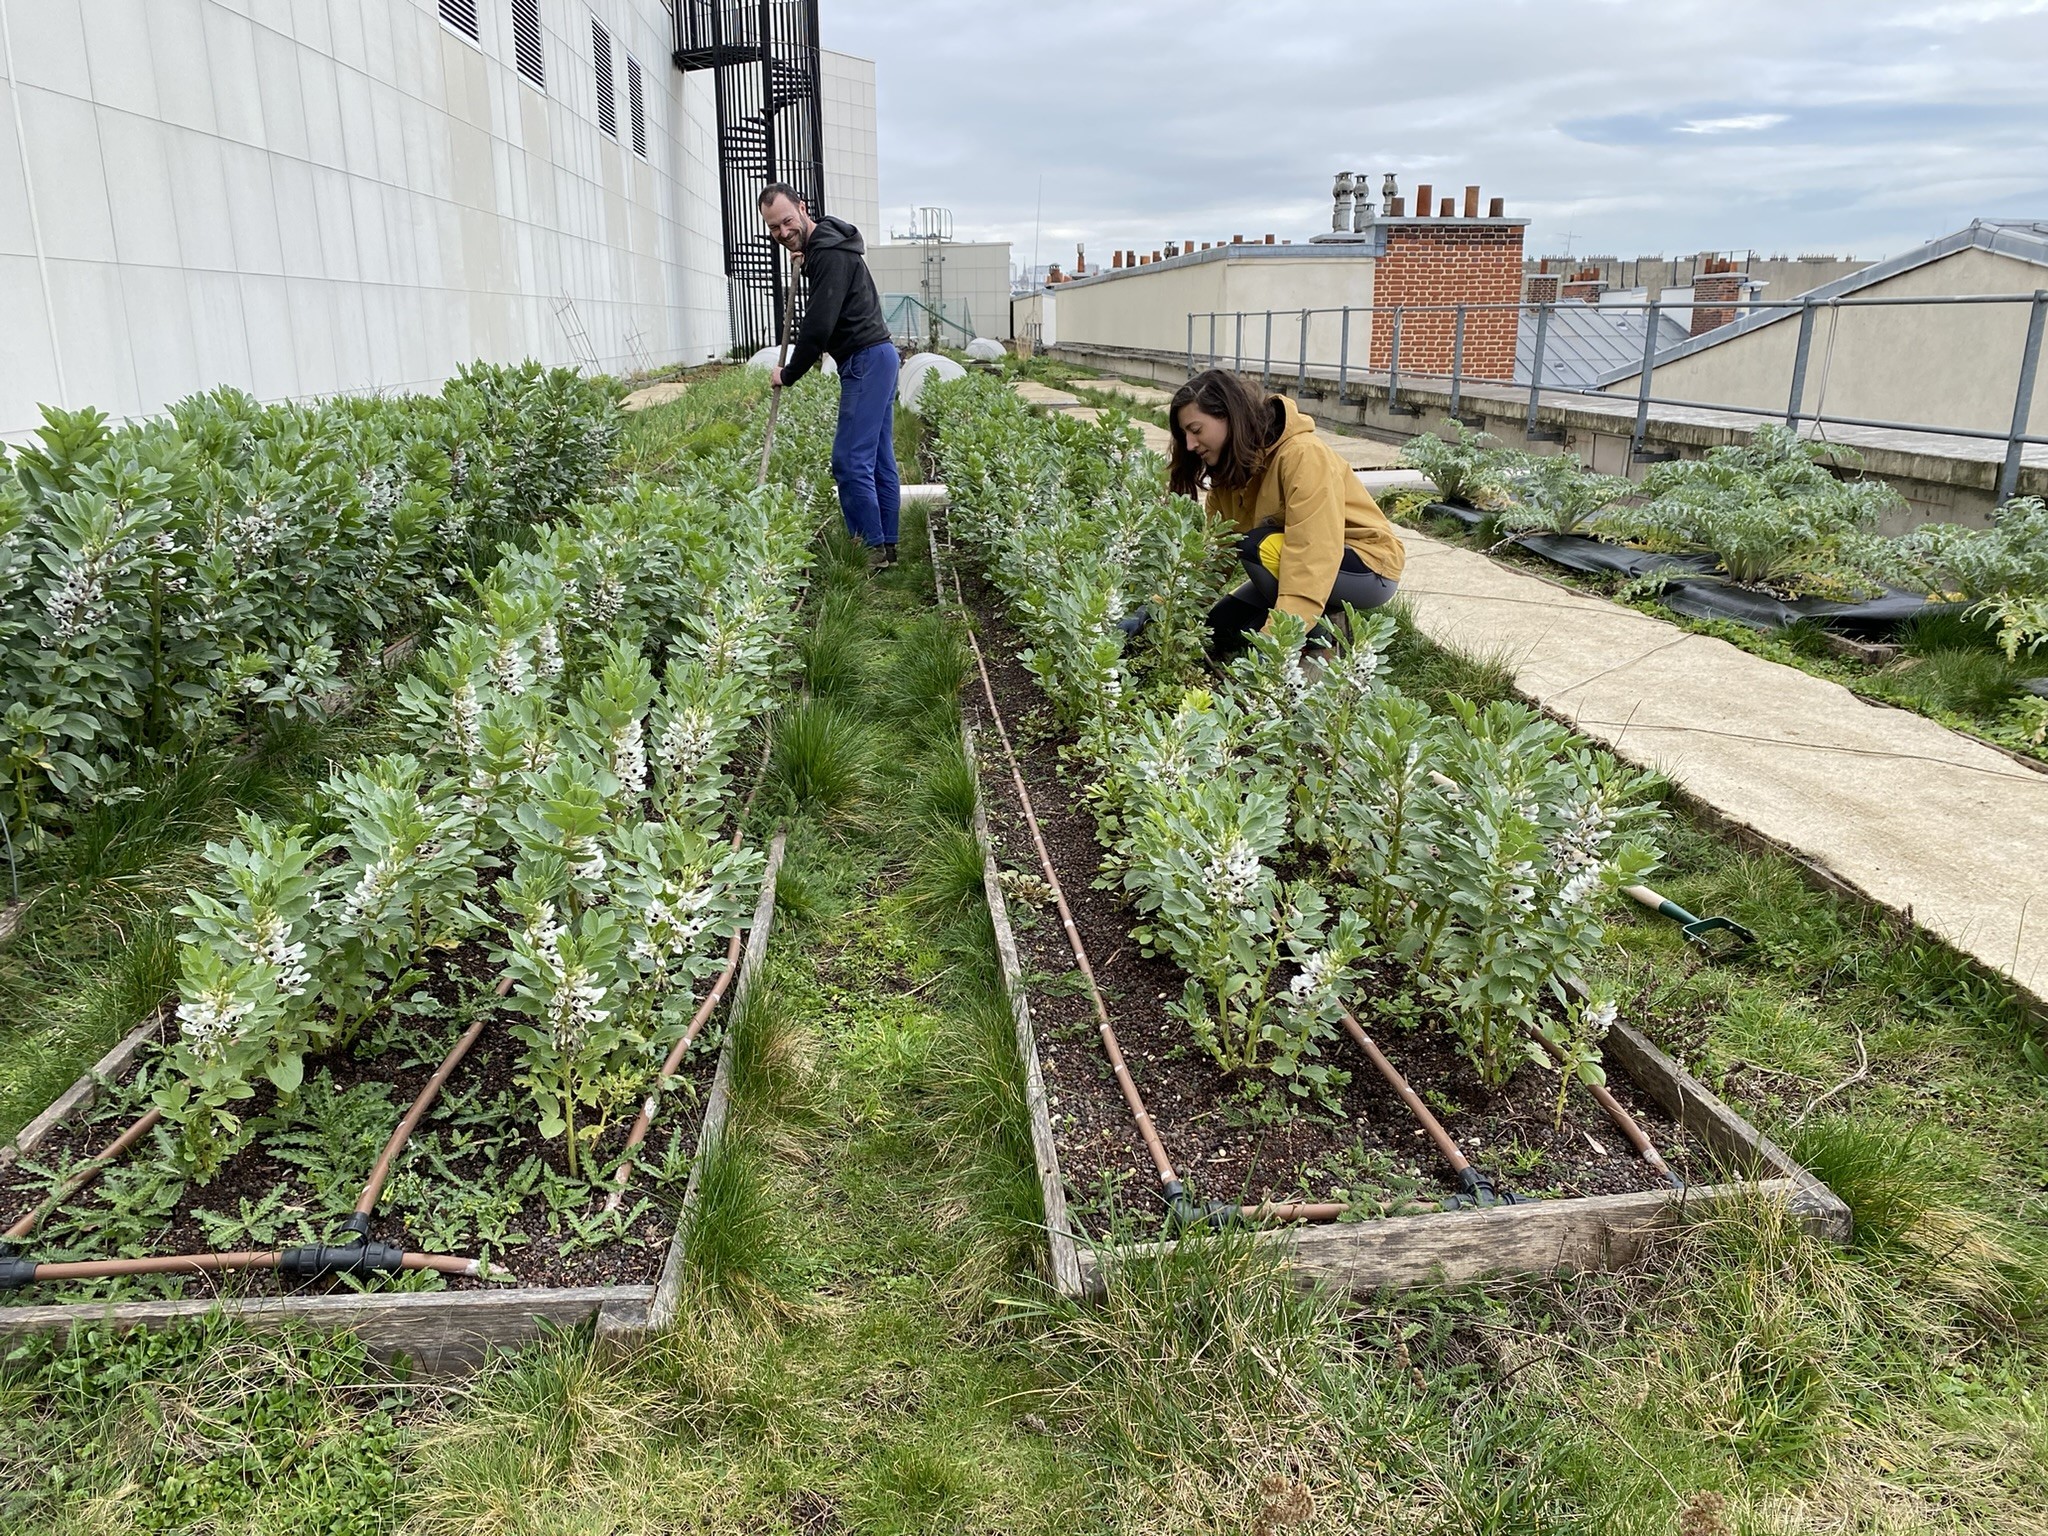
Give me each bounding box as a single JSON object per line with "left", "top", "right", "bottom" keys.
{"left": 1207, "top": 837, "right": 1261, "bottom": 906}
{"left": 177, "top": 986, "right": 256, "bottom": 1058}
{"left": 612, "top": 717, "right": 648, "bottom": 798}
{"left": 448, "top": 682, "right": 483, "bottom": 759}
{"left": 245, "top": 911, "right": 311, "bottom": 998}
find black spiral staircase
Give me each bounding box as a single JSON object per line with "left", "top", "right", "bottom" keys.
{"left": 674, "top": 0, "right": 826, "bottom": 352}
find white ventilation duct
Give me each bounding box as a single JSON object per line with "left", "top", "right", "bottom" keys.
{"left": 747, "top": 346, "right": 835, "bottom": 376}
{"left": 898, "top": 352, "right": 965, "bottom": 412}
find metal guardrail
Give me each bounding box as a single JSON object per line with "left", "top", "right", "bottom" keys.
{"left": 1183, "top": 292, "right": 2048, "bottom": 501}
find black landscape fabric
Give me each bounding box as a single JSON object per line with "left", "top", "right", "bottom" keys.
{"left": 1657, "top": 578, "right": 1952, "bottom": 637}
{"left": 1511, "top": 532, "right": 1716, "bottom": 579}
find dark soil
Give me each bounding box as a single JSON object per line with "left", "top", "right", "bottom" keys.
{"left": 1, "top": 937, "right": 729, "bottom": 1306}
{"left": 953, "top": 556, "right": 1701, "bottom": 1238}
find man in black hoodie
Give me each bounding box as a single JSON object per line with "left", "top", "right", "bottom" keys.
{"left": 760, "top": 183, "right": 901, "bottom": 568}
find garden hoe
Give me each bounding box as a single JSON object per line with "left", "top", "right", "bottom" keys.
{"left": 1620, "top": 883, "right": 1756, "bottom": 959}
{"left": 756, "top": 255, "right": 796, "bottom": 488}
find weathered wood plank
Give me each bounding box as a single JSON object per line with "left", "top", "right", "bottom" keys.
{"left": 3, "top": 1011, "right": 164, "bottom": 1171}
{"left": 3, "top": 836, "right": 788, "bottom": 1374}
{"left": 639, "top": 828, "right": 787, "bottom": 1338}
{"left": 965, "top": 719, "right": 1085, "bottom": 1299}
{"left": 1075, "top": 1175, "right": 1847, "bottom": 1299}
{"left": 1606, "top": 1020, "right": 1852, "bottom": 1238}
{"left": 0, "top": 1286, "right": 655, "bottom": 1378}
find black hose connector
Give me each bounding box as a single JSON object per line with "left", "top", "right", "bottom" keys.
{"left": 276, "top": 1240, "right": 406, "bottom": 1281}
{"left": 338, "top": 1212, "right": 373, "bottom": 1241}
{"left": 1161, "top": 1180, "right": 1241, "bottom": 1232}
{"left": 1445, "top": 1166, "right": 1525, "bottom": 1210}
{"left": 0, "top": 1254, "right": 37, "bottom": 1291}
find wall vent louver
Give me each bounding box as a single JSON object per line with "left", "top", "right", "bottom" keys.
{"left": 593, "top": 19, "right": 616, "bottom": 137}
{"left": 439, "top": 0, "right": 478, "bottom": 40}
{"left": 628, "top": 56, "right": 646, "bottom": 157}
{"left": 512, "top": 0, "right": 544, "bottom": 87}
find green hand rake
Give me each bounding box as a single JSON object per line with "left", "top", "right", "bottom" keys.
{"left": 1621, "top": 884, "right": 1756, "bottom": 958}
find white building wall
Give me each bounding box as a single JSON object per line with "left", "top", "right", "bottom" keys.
{"left": 1044, "top": 249, "right": 1378, "bottom": 362}
{"left": 0, "top": 0, "right": 729, "bottom": 438}
{"left": 819, "top": 48, "right": 877, "bottom": 240}
{"left": 867, "top": 240, "right": 1013, "bottom": 342}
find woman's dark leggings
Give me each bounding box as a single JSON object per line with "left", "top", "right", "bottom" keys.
{"left": 1206, "top": 525, "right": 1400, "bottom": 659}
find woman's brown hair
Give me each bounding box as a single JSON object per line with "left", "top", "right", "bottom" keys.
{"left": 1166, "top": 368, "right": 1280, "bottom": 498}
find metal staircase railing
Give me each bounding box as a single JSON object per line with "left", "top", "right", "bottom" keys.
{"left": 673, "top": 0, "right": 826, "bottom": 353}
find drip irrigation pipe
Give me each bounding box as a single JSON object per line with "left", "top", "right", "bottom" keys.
{"left": 1, "top": 1246, "right": 496, "bottom": 1289}
{"left": 929, "top": 515, "right": 1231, "bottom": 1226}
{"left": 345, "top": 975, "right": 512, "bottom": 1241}
{"left": 2, "top": 1106, "right": 164, "bottom": 1250}
{"left": 1339, "top": 1008, "right": 1520, "bottom": 1209}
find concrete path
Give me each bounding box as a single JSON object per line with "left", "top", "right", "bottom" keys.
{"left": 1012, "top": 381, "right": 1084, "bottom": 410}
{"left": 620, "top": 380, "right": 690, "bottom": 411}
{"left": 1087, "top": 378, "right": 1176, "bottom": 408}
{"left": 1392, "top": 524, "right": 2048, "bottom": 1005}
{"left": 1316, "top": 429, "right": 1406, "bottom": 470}
{"left": 1017, "top": 380, "right": 1406, "bottom": 471}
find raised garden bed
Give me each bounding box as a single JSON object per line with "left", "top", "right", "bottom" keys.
{"left": 954, "top": 588, "right": 1847, "bottom": 1295}
{"left": 0, "top": 835, "right": 784, "bottom": 1376}
{"left": 905, "top": 397, "right": 1851, "bottom": 1302}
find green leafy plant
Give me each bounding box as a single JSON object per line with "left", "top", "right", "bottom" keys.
{"left": 1492, "top": 453, "right": 1635, "bottom": 537}
{"left": 1398, "top": 420, "right": 1517, "bottom": 507}
{"left": 1610, "top": 425, "right": 1903, "bottom": 595}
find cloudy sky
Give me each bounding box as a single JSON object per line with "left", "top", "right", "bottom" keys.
{"left": 819, "top": 0, "right": 2048, "bottom": 268}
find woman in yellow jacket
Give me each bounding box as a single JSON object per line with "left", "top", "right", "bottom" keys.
{"left": 1167, "top": 368, "right": 1405, "bottom": 660}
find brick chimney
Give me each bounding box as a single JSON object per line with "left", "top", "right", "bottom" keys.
{"left": 1463, "top": 185, "right": 1480, "bottom": 218}
{"left": 1526, "top": 272, "right": 1561, "bottom": 305}
{"left": 1561, "top": 264, "right": 1605, "bottom": 304}
{"left": 1690, "top": 254, "right": 1743, "bottom": 336}
{"left": 1369, "top": 185, "right": 1525, "bottom": 381}
{"left": 1415, "top": 183, "right": 1434, "bottom": 218}
{"left": 1112, "top": 250, "right": 1123, "bottom": 269}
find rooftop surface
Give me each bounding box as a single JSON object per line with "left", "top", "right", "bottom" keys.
{"left": 1595, "top": 218, "right": 2048, "bottom": 386}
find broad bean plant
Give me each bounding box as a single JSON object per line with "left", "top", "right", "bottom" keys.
{"left": 158, "top": 389, "right": 826, "bottom": 1178}
{"left": 0, "top": 364, "right": 619, "bottom": 851}
{"left": 932, "top": 377, "right": 1666, "bottom": 1109}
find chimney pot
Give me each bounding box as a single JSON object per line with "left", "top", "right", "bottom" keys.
{"left": 1415, "top": 183, "right": 1434, "bottom": 219}
{"left": 1488, "top": 196, "right": 1505, "bottom": 218}
{"left": 1201, "top": 241, "right": 1211, "bottom": 250}
{"left": 1439, "top": 196, "right": 1455, "bottom": 217}
{"left": 1112, "top": 250, "right": 1122, "bottom": 269}
{"left": 1390, "top": 197, "right": 1406, "bottom": 216}
{"left": 1463, "top": 184, "right": 1480, "bottom": 218}
{"left": 1264, "top": 233, "right": 1275, "bottom": 244}
{"left": 1232, "top": 234, "right": 1243, "bottom": 244}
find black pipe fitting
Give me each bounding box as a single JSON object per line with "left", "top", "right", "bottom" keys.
{"left": 1445, "top": 1166, "right": 1524, "bottom": 1210}
{"left": 0, "top": 1255, "right": 37, "bottom": 1291}
{"left": 276, "top": 1240, "right": 406, "bottom": 1281}
{"left": 1161, "top": 1180, "right": 1242, "bottom": 1232}
{"left": 337, "top": 1212, "right": 373, "bottom": 1241}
